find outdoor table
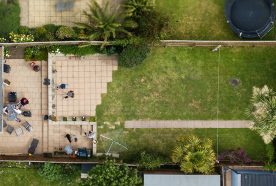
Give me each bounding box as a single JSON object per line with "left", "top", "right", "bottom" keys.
{"left": 6, "top": 103, "right": 17, "bottom": 121}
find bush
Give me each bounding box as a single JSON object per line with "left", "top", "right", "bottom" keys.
{"left": 0, "top": 0, "right": 20, "bottom": 37}
{"left": 266, "top": 143, "right": 275, "bottom": 163}
{"left": 118, "top": 44, "right": 150, "bottom": 67}
{"left": 38, "top": 163, "right": 63, "bottom": 181}
{"left": 139, "top": 152, "right": 164, "bottom": 170}
{"left": 135, "top": 10, "right": 168, "bottom": 40}
{"left": 84, "top": 160, "right": 142, "bottom": 186}
{"left": 218, "top": 149, "right": 252, "bottom": 164}
{"left": 9, "top": 32, "right": 34, "bottom": 42}
{"left": 18, "top": 26, "right": 31, "bottom": 35}
{"left": 33, "top": 27, "right": 48, "bottom": 41}
{"left": 56, "top": 26, "right": 76, "bottom": 40}
{"left": 24, "top": 47, "right": 48, "bottom": 61}
{"left": 49, "top": 45, "right": 99, "bottom": 56}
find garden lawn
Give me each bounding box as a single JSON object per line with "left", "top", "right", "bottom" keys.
{"left": 156, "top": 0, "right": 276, "bottom": 40}
{"left": 97, "top": 46, "right": 276, "bottom": 161}
{"left": 0, "top": 167, "right": 79, "bottom": 186}
{"left": 0, "top": 0, "right": 20, "bottom": 37}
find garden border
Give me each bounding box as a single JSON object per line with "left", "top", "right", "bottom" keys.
{"left": 2, "top": 40, "right": 276, "bottom": 47}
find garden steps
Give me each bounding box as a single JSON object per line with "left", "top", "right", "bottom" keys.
{"left": 125, "top": 120, "right": 251, "bottom": 128}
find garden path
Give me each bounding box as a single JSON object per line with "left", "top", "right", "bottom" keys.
{"left": 125, "top": 120, "right": 250, "bottom": 128}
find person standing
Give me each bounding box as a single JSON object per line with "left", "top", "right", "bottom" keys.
{"left": 64, "top": 90, "right": 74, "bottom": 99}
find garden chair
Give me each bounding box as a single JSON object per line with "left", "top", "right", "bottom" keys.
{"left": 22, "top": 121, "right": 32, "bottom": 132}
{"left": 6, "top": 125, "right": 14, "bottom": 134}
{"left": 28, "top": 138, "right": 39, "bottom": 155}
{"left": 15, "top": 127, "right": 24, "bottom": 136}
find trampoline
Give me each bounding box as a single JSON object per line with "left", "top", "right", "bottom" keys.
{"left": 225, "top": 0, "right": 275, "bottom": 38}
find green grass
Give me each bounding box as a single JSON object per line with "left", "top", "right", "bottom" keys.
{"left": 96, "top": 47, "right": 276, "bottom": 161}
{"left": 0, "top": 167, "right": 79, "bottom": 186}
{"left": 156, "top": 0, "right": 276, "bottom": 40}
{"left": 0, "top": 0, "right": 20, "bottom": 37}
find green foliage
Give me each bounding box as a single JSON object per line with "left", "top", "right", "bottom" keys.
{"left": 264, "top": 163, "right": 276, "bottom": 171}
{"left": 0, "top": 0, "right": 20, "bottom": 37}
{"left": 266, "top": 143, "right": 275, "bottom": 163}
{"left": 77, "top": 0, "right": 137, "bottom": 44}
{"left": 89, "top": 116, "right": 96, "bottom": 122}
{"left": 18, "top": 26, "right": 31, "bottom": 34}
{"left": 247, "top": 85, "right": 276, "bottom": 144}
{"left": 171, "top": 135, "right": 216, "bottom": 174}
{"left": 38, "top": 163, "right": 63, "bottom": 181}
{"left": 39, "top": 163, "right": 80, "bottom": 183}
{"left": 49, "top": 45, "right": 99, "bottom": 56}
{"left": 84, "top": 160, "right": 142, "bottom": 186}
{"left": 138, "top": 151, "right": 164, "bottom": 170}
{"left": 123, "top": 0, "right": 153, "bottom": 18}
{"left": 118, "top": 44, "right": 150, "bottom": 67}
{"left": 24, "top": 47, "right": 48, "bottom": 61}
{"left": 56, "top": 26, "right": 76, "bottom": 40}
{"left": 34, "top": 27, "right": 48, "bottom": 41}
{"left": 9, "top": 32, "right": 34, "bottom": 42}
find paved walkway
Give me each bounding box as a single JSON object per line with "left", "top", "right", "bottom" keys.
{"left": 125, "top": 120, "right": 251, "bottom": 128}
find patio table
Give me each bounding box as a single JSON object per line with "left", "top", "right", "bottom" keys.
{"left": 6, "top": 103, "right": 17, "bottom": 121}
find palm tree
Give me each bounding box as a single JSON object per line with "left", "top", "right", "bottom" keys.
{"left": 171, "top": 135, "right": 216, "bottom": 174}
{"left": 123, "top": 0, "right": 153, "bottom": 18}
{"left": 77, "top": 0, "right": 137, "bottom": 44}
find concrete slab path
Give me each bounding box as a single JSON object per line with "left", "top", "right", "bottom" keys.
{"left": 125, "top": 120, "right": 251, "bottom": 128}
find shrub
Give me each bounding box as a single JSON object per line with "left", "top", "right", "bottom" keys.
{"left": 0, "top": 0, "right": 20, "bottom": 37}
{"left": 9, "top": 32, "right": 34, "bottom": 42}
{"left": 56, "top": 26, "right": 75, "bottom": 40}
{"left": 118, "top": 44, "right": 150, "bottom": 67}
{"left": 264, "top": 163, "right": 276, "bottom": 171}
{"left": 171, "top": 135, "right": 216, "bottom": 174}
{"left": 84, "top": 160, "right": 142, "bottom": 186}
{"left": 24, "top": 47, "right": 48, "bottom": 61}
{"left": 38, "top": 163, "right": 63, "bottom": 181}
{"left": 49, "top": 45, "right": 99, "bottom": 56}
{"left": 247, "top": 85, "right": 276, "bottom": 144}
{"left": 18, "top": 26, "right": 31, "bottom": 34}
{"left": 266, "top": 143, "right": 275, "bottom": 163}
{"left": 139, "top": 151, "right": 164, "bottom": 170}
{"left": 218, "top": 149, "right": 252, "bottom": 164}
{"left": 33, "top": 27, "right": 48, "bottom": 41}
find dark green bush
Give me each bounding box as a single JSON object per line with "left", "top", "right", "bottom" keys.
{"left": 118, "top": 44, "right": 150, "bottom": 67}
{"left": 18, "top": 26, "right": 31, "bottom": 34}
{"left": 135, "top": 10, "right": 168, "bottom": 40}
{"left": 24, "top": 47, "right": 48, "bottom": 61}
{"left": 34, "top": 27, "right": 48, "bottom": 41}
{"left": 266, "top": 143, "right": 275, "bottom": 163}
{"left": 38, "top": 163, "right": 63, "bottom": 181}
{"left": 56, "top": 26, "right": 76, "bottom": 40}
{"left": 50, "top": 45, "right": 99, "bottom": 56}
{"left": 139, "top": 151, "right": 164, "bottom": 170}
{"left": 0, "top": 0, "right": 20, "bottom": 37}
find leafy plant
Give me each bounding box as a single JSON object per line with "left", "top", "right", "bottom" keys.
{"left": 77, "top": 0, "right": 137, "bottom": 45}
{"left": 33, "top": 27, "right": 48, "bottom": 41}
{"left": 9, "top": 32, "right": 34, "bottom": 42}
{"left": 56, "top": 26, "right": 76, "bottom": 40}
{"left": 218, "top": 149, "right": 252, "bottom": 164}
{"left": 118, "top": 43, "right": 150, "bottom": 67}
{"left": 38, "top": 163, "right": 63, "bottom": 181}
{"left": 139, "top": 151, "right": 164, "bottom": 170}
{"left": 24, "top": 47, "right": 48, "bottom": 61}
{"left": 171, "top": 135, "right": 216, "bottom": 174}
{"left": 247, "top": 85, "right": 276, "bottom": 144}
{"left": 266, "top": 143, "right": 275, "bottom": 163}
{"left": 123, "top": 0, "right": 153, "bottom": 18}
{"left": 83, "top": 160, "right": 142, "bottom": 186}
{"left": 49, "top": 45, "right": 99, "bottom": 56}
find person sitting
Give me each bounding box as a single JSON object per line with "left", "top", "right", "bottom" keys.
{"left": 3, "top": 106, "right": 8, "bottom": 115}
{"left": 57, "top": 83, "right": 68, "bottom": 90}
{"left": 64, "top": 90, "right": 74, "bottom": 99}
{"left": 18, "top": 98, "right": 29, "bottom": 108}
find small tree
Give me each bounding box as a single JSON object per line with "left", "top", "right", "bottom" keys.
{"left": 83, "top": 160, "right": 142, "bottom": 186}
{"left": 171, "top": 135, "right": 216, "bottom": 174}
{"left": 77, "top": 0, "right": 137, "bottom": 44}
{"left": 247, "top": 85, "right": 276, "bottom": 144}
{"left": 138, "top": 151, "right": 164, "bottom": 170}
{"left": 123, "top": 0, "right": 153, "bottom": 18}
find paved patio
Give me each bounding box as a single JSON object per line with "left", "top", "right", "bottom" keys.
{"left": 0, "top": 53, "right": 118, "bottom": 154}
{"left": 19, "top": 0, "right": 123, "bottom": 27}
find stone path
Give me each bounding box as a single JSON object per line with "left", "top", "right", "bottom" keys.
{"left": 125, "top": 120, "right": 251, "bottom": 128}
